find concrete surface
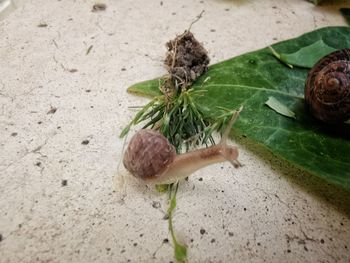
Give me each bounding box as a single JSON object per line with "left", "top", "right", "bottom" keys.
{"left": 0, "top": 0, "right": 349, "bottom": 262}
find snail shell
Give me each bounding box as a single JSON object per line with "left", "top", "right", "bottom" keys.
{"left": 305, "top": 48, "right": 350, "bottom": 124}
{"left": 123, "top": 129, "right": 176, "bottom": 179}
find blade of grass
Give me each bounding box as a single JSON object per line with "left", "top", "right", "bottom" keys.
{"left": 168, "top": 182, "right": 187, "bottom": 262}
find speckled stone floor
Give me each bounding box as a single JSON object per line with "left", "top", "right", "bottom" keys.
{"left": 0, "top": 0, "right": 349, "bottom": 262}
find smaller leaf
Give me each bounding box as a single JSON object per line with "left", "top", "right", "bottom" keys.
{"left": 270, "top": 39, "right": 337, "bottom": 68}
{"left": 265, "top": 96, "right": 296, "bottom": 119}
{"left": 340, "top": 8, "right": 350, "bottom": 25}
{"left": 174, "top": 243, "right": 187, "bottom": 262}
{"left": 269, "top": 46, "right": 293, "bottom": 68}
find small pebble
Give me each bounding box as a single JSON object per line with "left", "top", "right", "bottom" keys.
{"left": 81, "top": 140, "right": 89, "bottom": 145}
{"left": 92, "top": 3, "right": 106, "bottom": 12}
{"left": 37, "top": 23, "right": 48, "bottom": 27}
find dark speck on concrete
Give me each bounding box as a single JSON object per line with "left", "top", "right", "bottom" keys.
{"left": 320, "top": 239, "right": 324, "bottom": 244}
{"left": 35, "top": 162, "right": 41, "bottom": 167}
{"left": 61, "top": 179, "right": 68, "bottom": 186}
{"left": 133, "top": 243, "right": 137, "bottom": 247}
{"left": 211, "top": 238, "right": 215, "bottom": 243}
{"left": 92, "top": 3, "right": 107, "bottom": 12}
{"left": 228, "top": 232, "right": 234, "bottom": 237}
{"left": 121, "top": 68, "right": 126, "bottom": 71}
{"left": 11, "top": 132, "right": 18, "bottom": 137}
{"left": 86, "top": 89, "right": 91, "bottom": 93}
{"left": 244, "top": 207, "right": 247, "bottom": 211}
{"left": 210, "top": 29, "right": 216, "bottom": 32}
{"left": 257, "top": 242, "right": 261, "bottom": 246}
{"left": 38, "top": 121, "right": 42, "bottom": 124}
{"left": 47, "top": 107, "right": 57, "bottom": 114}
{"left": 38, "top": 23, "right": 48, "bottom": 27}
{"left": 163, "top": 238, "right": 169, "bottom": 243}
{"left": 198, "top": 177, "right": 203, "bottom": 181}
{"left": 0, "top": 233, "right": 3, "bottom": 242}
{"left": 287, "top": 249, "right": 291, "bottom": 253}
{"left": 200, "top": 228, "right": 206, "bottom": 235}
{"left": 81, "top": 140, "right": 89, "bottom": 145}
{"left": 152, "top": 201, "right": 161, "bottom": 209}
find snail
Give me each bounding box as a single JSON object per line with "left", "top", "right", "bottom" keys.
{"left": 305, "top": 48, "right": 350, "bottom": 124}
{"left": 122, "top": 108, "right": 242, "bottom": 185}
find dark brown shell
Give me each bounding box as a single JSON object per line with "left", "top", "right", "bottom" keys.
{"left": 305, "top": 49, "right": 350, "bottom": 124}
{"left": 123, "top": 129, "right": 176, "bottom": 179}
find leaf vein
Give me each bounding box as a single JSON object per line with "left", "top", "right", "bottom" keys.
{"left": 204, "top": 84, "right": 304, "bottom": 100}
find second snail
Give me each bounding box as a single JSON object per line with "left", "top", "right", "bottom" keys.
{"left": 305, "top": 48, "right": 350, "bottom": 124}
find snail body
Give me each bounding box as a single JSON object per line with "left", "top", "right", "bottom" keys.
{"left": 305, "top": 48, "right": 350, "bottom": 124}
{"left": 123, "top": 110, "right": 241, "bottom": 185}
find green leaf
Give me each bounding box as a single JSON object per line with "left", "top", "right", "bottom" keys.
{"left": 270, "top": 39, "right": 337, "bottom": 68}
{"left": 125, "top": 26, "right": 350, "bottom": 191}
{"left": 174, "top": 242, "right": 187, "bottom": 262}
{"left": 340, "top": 8, "right": 350, "bottom": 25}
{"left": 265, "top": 96, "right": 296, "bottom": 119}
{"left": 269, "top": 46, "right": 293, "bottom": 68}
{"left": 167, "top": 183, "right": 188, "bottom": 262}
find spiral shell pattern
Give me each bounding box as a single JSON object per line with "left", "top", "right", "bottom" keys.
{"left": 123, "top": 129, "right": 176, "bottom": 179}
{"left": 305, "top": 49, "right": 350, "bottom": 124}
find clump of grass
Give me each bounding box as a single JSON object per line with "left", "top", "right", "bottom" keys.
{"left": 121, "top": 87, "right": 214, "bottom": 152}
